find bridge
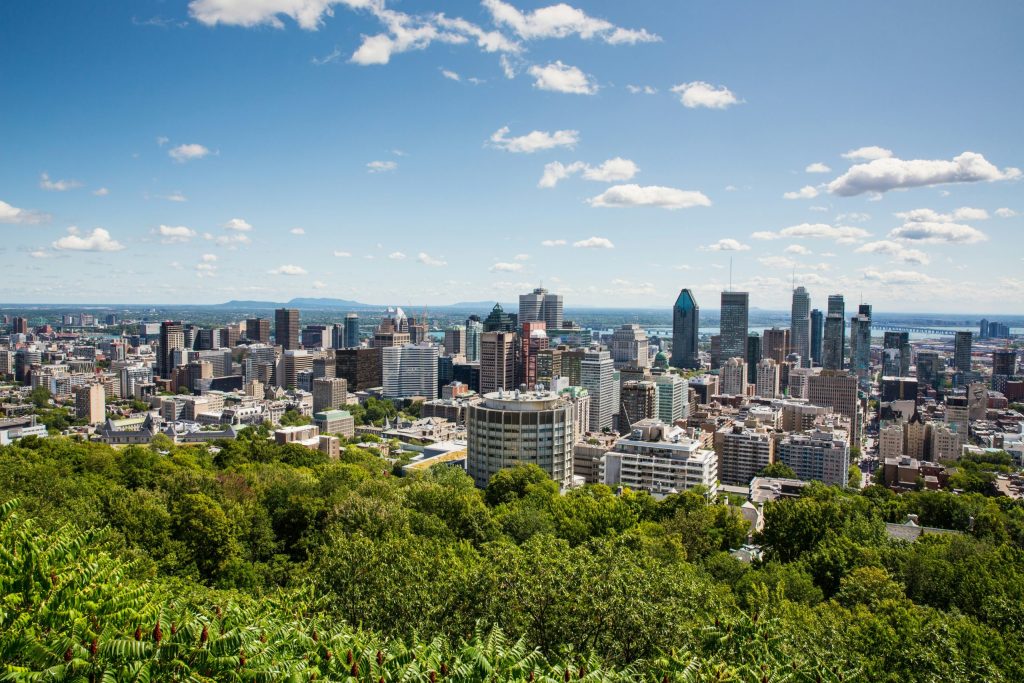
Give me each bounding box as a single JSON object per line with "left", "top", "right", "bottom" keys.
{"left": 872, "top": 324, "right": 960, "bottom": 336}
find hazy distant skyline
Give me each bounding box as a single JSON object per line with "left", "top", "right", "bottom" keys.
{"left": 1, "top": 1, "right": 1022, "bottom": 312}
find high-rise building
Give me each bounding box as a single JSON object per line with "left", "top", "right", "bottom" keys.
{"left": 158, "top": 321, "right": 184, "bottom": 379}
{"left": 763, "top": 327, "right": 790, "bottom": 364}
{"left": 246, "top": 318, "right": 270, "bottom": 344}
{"left": 382, "top": 343, "right": 439, "bottom": 399}
{"left": 611, "top": 324, "right": 650, "bottom": 370}
{"left": 619, "top": 380, "right": 657, "bottom": 433}
{"left": 518, "top": 321, "right": 549, "bottom": 388}
{"left": 993, "top": 349, "right": 1018, "bottom": 388}
{"left": 670, "top": 288, "right": 700, "bottom": 369}
{"left": 518, "top": 287, "right": 563, "bottom": 330}
{"left": 746, "top": 332, "right": 762, "bottom": 384}
{"left": 280, "top": 350, "right": 312, "bottom": 389}
{"left": 810, "top": 309, "right": 824, "bottom": 366}
{"left": 776, "top": 426, "right": 850, "bottom": 487}
{"left": 755, "top": 358, "right": 781, "bottom": 398}
{"left": 342, "top": 313, "right": 361, "bottom": 348}
{"left": 483, "top": 303, "right": 517, "bottom": 333}
{"left": 719, "top": 292, "right": 749, "bottom": 366}
{"left": 274, "top": 308, "right": 300, "bottom": 351}
{"left": 301, "top": 325, "right": 329, "bottom": 349}
{"left": 409, "top": 317, "right": 429, "bottom": 345}
{"left": 954, "top": 331, "right": 973, "bottom": 373}
{"left": 312, "top": 377, "right": 348, "bottom": 414}
{"left": 715, "top": 424, "right": 775, "bottom": 486}
{"left": 581, "top": 348, "right": 616, "bottom": 432}
{"left": 12, "top": 317, "right": 29, "bottom": 335}
{"left": 822, "top": 295, "right": 846, "bottom": 371}
{"left": 480, "top": 331, "right": 516, "bottom": 394}
{"left": 74, "top": 383, "right": 105, "bottom": 424}
{"left": 720, "top": 356, "right": 748, "bottom": 396}
{"left": 882, "top": 331, "right": 911, "bottom": 378}
{"left": 465, "top": 318, "right": 483, "bottom": 362}
{"left": 536, "top": 347, "right": 562, "bottom": 385}
{"left": 915, "top": 350, "right": 942, "bottom": 391}
{"left": 466, "top": 388, "right": 574, "bottom": 489}
{"left": 849, "top": 304, "right": 872, "bottom": 389}
{"left": 655, "top": 373, "right": 688, "bottom": 424}
{"left": 444, "top": 325, "right": 466, "bottom": 356}
{"left": 808, "top": 370, "right": 860, "bottom": 436}
{"left": 790, "top": 286, "right": 811, "bottom": 368}
{"left": 335, "top": 347, "right": 382, "bottom": 390}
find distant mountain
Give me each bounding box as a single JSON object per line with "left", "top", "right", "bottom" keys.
{"left": 214, "top": 298, "right": 375, "bottom": 310}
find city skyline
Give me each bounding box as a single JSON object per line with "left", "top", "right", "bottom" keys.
{"left": 2, "top": 1, "right": 1023, "bottom": 312}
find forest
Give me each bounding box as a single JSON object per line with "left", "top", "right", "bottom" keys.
{"left": 2, "top": 431, "right": 1023, "bottom": 681}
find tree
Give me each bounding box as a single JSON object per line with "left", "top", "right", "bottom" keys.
{"left": 30, "top": 385, "right": 51, "bottom": 408}
{"left": 758, "top": 462, "right": 797, "bottom": 479}
{"left": 484, "top": 464, "right": 557, "bottom": 507}
{"left": 848, "top": 463, "right": 863, "bottom": 489}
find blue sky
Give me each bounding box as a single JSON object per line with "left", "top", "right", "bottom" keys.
{"left": 1, "top": 0, "right": 1022, "bottom": 312}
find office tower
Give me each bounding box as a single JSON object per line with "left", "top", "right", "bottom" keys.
{"left": 158, "top": 321, "right": 184, "bottom": 378}
{"left": 979, "top": 318, "right": 990, "bottom": 339}
{"left": 755, "top": 358, "right": 781, "bottom": 398}
{"left": 581, "top": 348, "right": 616, "bottom": 432}
{"left": 452, "top": 360, "right": 481, "bottom": 393}
{"left": 882, "top": 331, "right": 911, "bottom": 378}
{"left": 339, "top": 313, "right": 359, "bottom": 348}
{"left": 719, "top": 291, "right": 749, "bottom": 366}
{"left": 518, "top": 287, "right": 563, "bottom": 330}
{"left": 746, "top": 332, "right": 762, "bottom": 384}
{"left": 559, "top": 347, "right": 586, "bottom": 386}
{"left": 444, "top": 325, "right": 467, "bottom": 356}
{"left": 849, "top": 304, "right": 872, "bottom": 388}
{"left": 715, "top": 424, "right": 775, "bottom": 486}
{"left": 409, "top": 316, "right": 429, "bottom": 345}
{"left": 312, "top": 377, "right": 347, "bottom": 414}
{"left": 301, "top": 325, "right": 329, "bottom": 349}
{"left": 194, "top": 328, "right": 219, "bottom": 351}
{"left": 274, "top": 308, "right": 300, "bottom": 350}
{"left": 183, "top": 360, "right": 212, "bottom": 392}
{"left": 670, "top": 288, "right": 700, "bottom": 369}
{"left": 989, "top": 321, "right": 1011, "bottom": 339}
{"left": 709, "top": 335, "right": 722, "bottom": 370}
{"left": 312, "top": 355, "right": 336, "bottom": 381}
{"left": 466, "top": 388, "right": 574, "bottom": 489}
{"left": 790, "top": 286, "right": 811, "bottom": 368}
{"left": 720, "top": 356, "right": 748, "bottom": 396}
{"left": 763, "top": 327, "right": 790, "bottom": 364}
{"left": 945, "top": 395, "right": 969, "bottom": 438}
{"left": 810, "top": 309, "right": 824, "bottom": 366}
{"left": 915, "top": 350, "right": 942, "bottom": 391}
{"left": 74, "top": 383, "right": 105, "bottom": 424}
{"left": 808, "top": 370, "right": 860, "bottom": 436}
{"left": 954, "top": 331, "right": 973, "bottom": 373}
{"left": 120, "top": 365, "right": 153, "bottom": 399}
{"left": 611, "top": 324, "right": 650, "bottom": 370}
{"left": 465, "top": 318, "right": 483, "bottom": 362}
{"left": 382, "top": 343, "right": 439, "bottom": 399}
{"left": 619, "top": 380, "right": 657, "bottom": 432}
{"left": 822, "top": 295, "right": 845, "bottom": 371}
{"left": 519, "top": 321, "right": 548, "bottom": 387}
{"left": 536, "top": 347, "right": 562, "bottom": 385}
{"left": 483, "top": 303, "right": 517, "bottom": 332}
{"left": 373, "top": 329, "right": 411, "bottom": 349}
{"left": 480, "top": 331, "right": 516, "bottom": 394}
{"left": 993, "top": 349, "right": 1017, "bottom": 383}
{"left": 246, "top": 318, "right": 270, "bottom": 344}
{"left": 881, "top": 377, "right": 918, "bottom": 402}
{"left": 220, "top": 325, "right": 240, "bottom": 348}
{"left": 12, "top": 317, "right": 29, "bottom": 335}
{"left": 330, "top": 324, "right": 345, "bottom": 350}
{"left": 335, "top": 347, "right": 382, "bottom": 390}
{"left": 279, "top": 350, "right": 313, "bottom": 389}
{"left": 776, "top": 427, "right": 850, "bottom": 487}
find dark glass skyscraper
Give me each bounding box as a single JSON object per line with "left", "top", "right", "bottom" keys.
{"left": 954, "top": 331, "right": 973, "bottom": 372}
{"left": 343, "top": 313, "right": 360, "bottom": 348}
{"left": 746, "top": 332, "right": 762, "bottom": 384}
{"left": 274, "top": 308, "right": 300, "bottom": 351}
{"left": 790, "top": 286, "right": 811, "bottom": 368}
{"left": 823, "top": 294, "right": 846, "bottom": 371}
{"left": 719, "top": 291, "right": 749, "bottom": 366}
{"left": 810, "top": 309, "right": 824, "bottom": 366}
{"left": 670, "top": 288, "right": 700, "bottom": 369}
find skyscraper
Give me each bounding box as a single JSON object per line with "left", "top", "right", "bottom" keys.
{"left": 610, "top": 324, "right": 650, "bottom": 369}
{"left": 518, "top": 287, "right": 563, "bottom": 330}
{"left": 670, "top": 288, "right": 700, "bottom": 370}
{"left": 581, "top": 348, "right": 616, "bottom": 432}
{"left": 810, "top": 309, "right": 824, "bottom": 366}
{"left": 790, "top": 286, "right": 811, "bottom": 368}
{"left": 954, "top": 331, "right": 973, "bottom": 373}
{"left": 822, "top": 294, "right": 845, "bottom": 371}
{"left": 619, "top": 380, "right": 657, "bottom": 433}
{"left": 746, "top": 332, "right": 762, "bottom": 384}
{"left": 915, "top": 350, "right": 942, "bottom": 391}
{"left": 158, "top": 321, "right": 184, "bottom": 379}
{"left": 883, "top": 331, "right": 911, "bottom": 377}
{"left": 849, "top": 304, "right": 872, "bottom": 389}
{"left": 763, "top": 327, "right": 790, "bottom": 364}
{"left": 465, "top": 318, "right": 483, "bottom": 362}
{"left": 275, "top": 308, "right": 300, "bottom": 351}
{"left": 720, "top": 356, "right": 747, "bottom": 396}
{"left": 480, "top": 331, "right": 516, "bottom": 394}
{"left": 246, "top": 317, "right": 270, "bottom": 344}
{"left": 719, "top": 291, "right": 749, "bottom": 367}
{"left": 444, "top": 325, "right": 466, "bottom": 356}
{"left": 483, "top": 303, "right": 517, "bottom": 332}
{"left": 518, "top": 321, "right": 549, "bottom": 388}
{"left": 343, "top": 313, "right": 360, "bottom": 348}
{"left": 382, "top": 343, "right": 439, "bottom": 399}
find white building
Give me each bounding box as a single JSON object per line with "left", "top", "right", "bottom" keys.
{"left": 581, "top": 348, "right": 616, "bottom": 432}
{"left": 601, "top": 419, "right": 718, "bottom": 498}
{"left": 755, "top": 358, "right": 780, "bottom": 399}
{"left": 720, "top": 356, "right": 747, "bottom": 396}
{"left": 655, "top": 373, "right": 688, "bottom": 424}
{"left": 382, "top": 343, "right": 439, "bottom": 399}
{"left": 776, "top": 426, "right": 850, "bottom": 487}
{"left": 610, "top": 324, "right": 650, "bottom": 369}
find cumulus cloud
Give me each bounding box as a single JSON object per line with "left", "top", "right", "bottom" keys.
{"left": 854, "top": 240, "right": 930, "bottom": 265}
{"left": 483, "top": 0, "right": 659, "bottom": 44}
{"left": 862, "top": 268, "right": 938, "bottom": 286}
{"left": 417, "top": 251, "right": 447, "bottom": 266}
{"left": 783, "top": 185, "right": 819, "bottom": 200}
{"left": 805, "top": 162, "right": 830, "bottom": 173}
{"left": 490, "top": 262, "right": 523, "bottom": 272}
{"left": 441, "top": 68, "right": 460, "bottom": 81}
{"left": 163, "top": 191, "right": 187, "bottom": 202}
{"left": 573, "top": 236, "right": 614, "bottom": 249}
{"left": 289, "top": 227, "right": 306, "bottom": 235}
{"left": 214, "top": 233, "right": 251, "bottom": 247}
{"left": 92, "top": 187, "right": 110, "bottom": 196}
{"left": 333, "top": 250, "right": 352, "bottom": 257}
{"left": 0, "top": 199, "right": 49, "bottom": 224}
{"left": 489, "top": 126, "right": 579, "bottom": 153}
{"left": 52, "top": 226, "right": 125, "bottom": 252}
{"left": 888, "top": 222, "right": 987, "bottom": 244}
{"left": 670, "top": 81, "right": 740, "bottom": 109}
{"left": 388, "top": 251, "right": 407, "bottom": 260}
{"left": 39, "top": 172, "right": 82, "bottom": 191}
{"left": 367, "top": 160, "right": 398, "bottom": 173}
{"left": 753, "top": 223, "right": 871, "bottom": 243}
{"left": 156, "top": 225, "right": 197, "bottom": 243}
{"left": 996, "top": 207, "right": 1018, "bottom": 218}
{"left": 223, "top": 218, "right": 252, "bottom": 231}
{"left": 201, "top": 253, "right": 217, "bottom": 262}
{"left": 894, "top": 207, "right": 989, "bottom": 223}
{"left": 784, "top": 244, "right": 812, "bottom": 255}
{"left": 168, "top": 143, "right": 211, "bottom": 163}
{"left": 828, "top": 151, "right": 1021, "bottom": 196}
{"left": 587, "top": 184, "right": 711, "bottom": 210}
{"left": 841, "top": 146, "right": 892, "bottom": 161}
{"left": 270, "top": 264, "right": 308, "bottom": 276}
{"left": 702, "top": 238, "right": 749, "bottom": 252}
{"left": 626, "top": 84, "right": 657, "bottom": 94}
{"left": 541, "top": 239, "right": 567, "bottom": 247}
{"left": 538, "top": 157, "right": 638, "bottom": 188}
{"left": 528, "top": 61, "right": 597, "bottom": 94}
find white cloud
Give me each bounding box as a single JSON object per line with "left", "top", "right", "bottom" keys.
{"left": 573, "top": 236, "right": 614, "bottom": 249}
{"left": 626, "top": 84, "right": 657, "bottom": 94}
{"left": 805, "top": 162, "right": 830, "bottom": 173}
{"left": 52, "top": 227, "right": 125, "bottom": 252}
{"left": 156, "top": 225, "right": 197, "bottom": 243}
{"left": 541, "top": 239, "right": 566, "bottom": 247}
{"left": 417, "top": 251, "right": 447, "bottom": 266}
{"left": 333, "top": 250, "right": 352, "bottom": 257}
{"left": 499, "top": 54, "right": 518, "bottom": 79}
{"left": 828, "top": 151, "right": 1021, "bottom": 196}
{"left": 539, "top": 157, "right": 638, "bottom": 188}
{"left": 29, "top": 249, "right": 51, "bottom": 259}
{"left": 156, "top": 136, "right": 169, "bottom": 147}
{"left": 951, "top": 207, "right": 989, "bottom": 221}
{"left": 39, "top": 172, "right": 82, "bottom": 191}
{"left": 312, "top": 280, "right": 327, "bottom": 290}
{"left": 809, "top": 205, "right": 829, "bottom": 212}
{"left": 670, "top": 81, "right": 740, "bottom": 109}
{"left": 783, "top": 185, "right": 819, "bottom": 200}
{"left": 270, "top": 264, "right": 308, "bottom": 276}
{"left": 163, "top": 191, "right": 187, "bottom": 202}
{"left": 490, "top": 262, "right": 523, "bottom": 272}
{"left": 490, "top": 126, "right": 579, "bottom": 153}
{"left": 588, "top": 184, "right": 711, "bottom": 210}
{"left": 751, "top": 231, "right": 779, "bottom": 240}
{"left": 289, "top": 227, "right": 306, "bottom": 235}
{"left": 0, "top": 199, "right": 49, "bottom": 224}
{"left": 168, "top": 143, "right": 211, "bottom": 163}
{"left": 483, "top": 0, "right": 659, "bottom": 44}
{"left": 841, "top": 146, "right": 893, "bottom": 161}
{"left": 201, "top": 253, "right": 218, "bottom": 262}
{"left": 513, "top": 253, "right": 530, "bottom": 261}
{"left": 702, "top": 238, "right": 749, "bottom": 252}
{"left": 223, "top": 218, "right": 252, "bottom": 231}
{"left": 862, "top": 268, "right": 938, "bottom": 286}
{"left": 311, "top": 47, "right": 342, "bottom": 65}
{"left": 93, "top": 187, "right": 110, "bottom": 196}
{"left": 441, "top": 68, "right": 461, "bottom": 81}
{"left": 367, "top": 160, "right": 398, "bottom": 173}
{"left": 888, "top": 221, "right": 987, "bottom": 244}
{"left": 754, "top": 223, "right": 871, "bottom": 243}
{"left": 894, "top": 207, "right": 989, "bottom": 223}
{"left": 996, "top": 207, "right": 1018, "bottom": 218}
{"left": 189, "top": 0, "right": 360, "bottom": 30}
{"left": 215, "top": 233, "right": 251, "bottom": 247}
{"left": 784, "top": 244, "right": 812, "bottom": 255}
{"left": 528, "top": 61, "right": 597, "bottom": 94}
{"left": 388, "top": 251, "right": 407, "bottom": 260}
{"left": 854, "top": 240, "right": 930, "bottom": 265}
{"left": 195, "top": 262, "right": 217, "bottom": 277}
{"left": 836, "top": 212, "right": 871, "bottom": 223}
